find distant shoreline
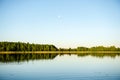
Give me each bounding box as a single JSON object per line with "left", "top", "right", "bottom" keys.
{"left": 0, "top": 51, "right": 120, "bottom": 54}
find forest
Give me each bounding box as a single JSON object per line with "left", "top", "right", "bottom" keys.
{"left": 59, "top": 46, "right": 120, "bottom": 51}
{"left": 0, "top": 42, "right": 58, "bottom": 51}
{"left": 0, "top": 41, "right": 120, "bottom": 51}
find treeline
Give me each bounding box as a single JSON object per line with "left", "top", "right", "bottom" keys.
{"left": 59, "top": 46, "right": 120, "bottom": 51}
{"left": 0, "top": 42, "right": 58, "bottom": 51}
{"left": 0, "top": 42, "right": 120, "bottom": 51}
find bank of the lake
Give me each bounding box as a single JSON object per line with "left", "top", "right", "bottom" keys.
{"left": 0, "top": 51, "right": 120, "bottom": 54}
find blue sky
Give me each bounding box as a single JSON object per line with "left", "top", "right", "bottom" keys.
{"left": 0, "top": 0, "right": 120, "bottom": 48}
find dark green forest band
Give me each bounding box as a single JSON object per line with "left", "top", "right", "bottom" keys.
{"left": 0, "top": 42, "right": 120, "bottom": 51}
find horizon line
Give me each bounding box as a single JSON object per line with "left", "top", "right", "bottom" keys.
{"left": 0, "top": 41, "right": 119, "bottom": 48}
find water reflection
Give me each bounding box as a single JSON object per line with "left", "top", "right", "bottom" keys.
{"left": 0, "top": 53, "right": 58, "bottom": 63}
{"left": 0, "top": 53, "right": 120, "bottom": 63}
{"left": 0, "top": 53, "right": 120, "bottom": 80}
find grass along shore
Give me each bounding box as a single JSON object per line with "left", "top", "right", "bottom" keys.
{"left": 0, "top": 51, "right": 120, "bottom": 54}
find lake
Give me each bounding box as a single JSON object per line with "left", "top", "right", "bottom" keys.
{"left": 0, "top": 53, "right": 120, "bottom": 80}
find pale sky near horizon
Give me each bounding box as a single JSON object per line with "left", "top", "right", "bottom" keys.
{"left": 0, "top": 0, "right": 120, "bottom": 48}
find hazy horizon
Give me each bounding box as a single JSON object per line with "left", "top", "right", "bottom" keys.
{"left": 0, "top": 0, "right": 120, "bottom": 48}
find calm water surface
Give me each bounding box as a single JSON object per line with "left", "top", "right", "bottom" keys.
{"left": 0, "top": 53, "right": 120, "bottom": 80}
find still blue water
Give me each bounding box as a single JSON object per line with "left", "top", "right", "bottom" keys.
{"left": 0, "top": 54, "right": 120, "bottom": 80}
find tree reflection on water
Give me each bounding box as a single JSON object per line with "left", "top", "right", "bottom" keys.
{"left": 0, "top": 53, "right": 120, "bottom": 63}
